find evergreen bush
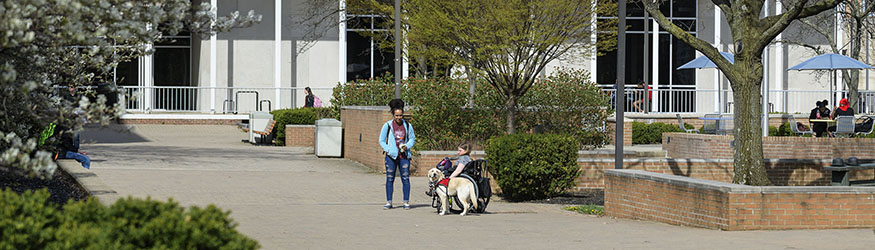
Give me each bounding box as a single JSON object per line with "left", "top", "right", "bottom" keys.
{"left": 270, "top": 107, "right": 332, "bottom": 146}
{"left": 768, "top": 123, "right": 794, "bottom": 136}
{"left": 632, "top": 122, "right": 692, "bottom": 144}
{"left": 0, "top": 188, "right": 259, "bottom": 250}
{"left": 485, "top": 133, "right": 579, "bottom": 201}
{"left": 331, "top": 68, "right": 610, "bottom": 150}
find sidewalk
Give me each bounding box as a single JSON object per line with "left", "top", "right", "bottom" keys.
{"left": 79, "top": 125, "right": 875, "bottom": 250}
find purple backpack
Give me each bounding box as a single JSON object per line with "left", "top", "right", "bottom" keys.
{"left": 436, "top": 157, "right": 453, "bottom": 171}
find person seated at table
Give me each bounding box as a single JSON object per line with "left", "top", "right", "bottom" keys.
{"left": 809, "top": 100, "right": 831, "bottom": 137}
{"left": 828, "top": 98, "right": 855, "bottom": 133}
{"left": 632, "top": 82, "right": 652, "bottom": 112}
{"left": 831, "top": 98, "right": 855, "bottom": 118}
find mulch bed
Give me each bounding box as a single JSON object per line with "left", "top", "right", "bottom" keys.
{"left": 0, "top": 168, "right": 89, "bottom": 205}
{"left": 524, "top": 189, "right": 604, "bottom": 206}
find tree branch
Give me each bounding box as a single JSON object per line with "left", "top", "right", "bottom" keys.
{"left": 642, "top": 1, "right": 729, "bottom": 71}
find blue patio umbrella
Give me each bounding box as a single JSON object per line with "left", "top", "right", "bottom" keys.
{"left": 788, "top": 53, "right": 874, "bottom": 106}
{"left": 676, "top": 52, "right": 735, "bottom": 70}
{"left": 677, "top": 52, "right": 734, "bottom": 113}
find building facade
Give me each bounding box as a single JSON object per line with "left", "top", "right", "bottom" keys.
{"left": 117, "top": 0, "right": 874, "bottom": 114}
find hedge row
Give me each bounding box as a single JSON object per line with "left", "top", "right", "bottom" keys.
{"left": 485, "top": 133, "right": 580, "bottom": 201}
{"left": 331, "top": 69, "right": 610, "bottom": 150}
{"left": 631, "top": 122, "right": 693, "bottom": 144}
{"left": 269, "top": 107, "right": 333, "bottom": 146}
{"left": 0, "top": 188, "right": 258, "bottom": 249}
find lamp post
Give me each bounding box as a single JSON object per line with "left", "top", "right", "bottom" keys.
{"left": 615, "top": 0, "right": 626, "bottom": 169}
{"left": 394, "top": 0, "right": 402, "bottom": 99}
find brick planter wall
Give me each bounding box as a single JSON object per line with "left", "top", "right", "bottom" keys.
{"left": 341, "top": 106, "right": 394, "bottom": 173}
{"left": 573, "top": 158, "right": 861, "bottom": 192}
{"left": 285, "top": 125, "right": 315, "bottom": 147}
{"left": 605, "top": 170, "right": 875, "bottom": 230}
{"left": 119, "top": 119, "right": 241, "bottom": 125}
{"left": 605, "top": 117, "right": 632, "bottom": 146}
{"left": 663, "top": 132, "right": 875, "bottom": 159}
{"left": 623, "top": 114, "right": 809, "bottom": 129}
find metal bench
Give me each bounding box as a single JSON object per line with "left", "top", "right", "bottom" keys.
{"left": 253, "top": 119, "right": 276, "bottom": 144}
{"left": 824, "top": 158, "right": 875, "bottom": 186}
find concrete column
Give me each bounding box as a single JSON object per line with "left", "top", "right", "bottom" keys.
{"left": 339, "top": 0, "right": 347, "bottom": 84}
{"left": 274, "top": 0, "right": 282, "bottom": 110}
{"left": 775, "top": 1, "right": 784, "bottom": 113}
{"left": 210, "top": 0, "right": 217, "bottom": 113}
{"left": 652, "top": 19, "right": 660, "bottom": 112}
{"left": 590, "top": 6, "right": 597, "bottom": 79}
{"left": 714, "top": 5, "right": 721, "bottom": 113}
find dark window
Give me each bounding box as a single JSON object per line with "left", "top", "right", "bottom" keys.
{"left": 116, "top": 58, "right": 138, "bottom": 86}
{"left": 672, "top": 20, "right": 696, "bottom": 32}
{"left": 672, "top": 38, "right": 695, "bottom": 85}
{"left": 346, "top": 15, "right": 396, "bottom": 81}
{"left": 346, "top": 31, "right": 372, "bottom": 80}
{"left": 672, "top": 0, "right": 697, "bottom": 18}
{"left": 153, "top": 49, "right": 190, "bottom": 86}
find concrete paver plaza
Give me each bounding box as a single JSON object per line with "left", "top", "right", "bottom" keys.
{"left": 81, "top": 125, "right": 875, "bottom": 250}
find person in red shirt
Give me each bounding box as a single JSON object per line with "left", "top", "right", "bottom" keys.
{"left": 632, "top": 82, "right": 652, "bottom": 112}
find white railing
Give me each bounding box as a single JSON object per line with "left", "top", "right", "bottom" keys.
{"left": 120, "top": 86, "right": 334, "bottom": 113}
{"left": 601, "top": 88, "right": 875, "bottom": 114}
{"left": 119, "top": 85, "right": 875, "bottom": 114}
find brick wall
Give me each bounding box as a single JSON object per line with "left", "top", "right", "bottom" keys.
{"left": 605, "top": 170, "right": 875, "bottom": 230}
{"left": 572, "top": 158, "right": 866, "bottom": 191}
{"left": 663, "top": 132, "right": 875, "bottom": 159}
{"left": 285, "top": 125, "right": 314, "bottom": 147}
{"left": 119, "top": 119, "right": 241, "bottom": 125}
{"left": 341, "top": 106, "right": 394, "bottom": 173}
{"left": 626, "top": 115, "right": 809, "bottom": 129}
{"left": 605, "top": 118, "right": 632, "bottom": 146}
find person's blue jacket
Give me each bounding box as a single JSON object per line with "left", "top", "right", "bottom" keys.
{"left": 379, "top": 119, "right": 415, "bottom": 160}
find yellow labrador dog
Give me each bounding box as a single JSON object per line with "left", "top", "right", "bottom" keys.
{"left": 427, "top": 168, "right": 478, "bottom": 216}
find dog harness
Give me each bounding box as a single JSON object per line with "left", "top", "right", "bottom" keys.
{"left": 437, "top": 178, "right": 450, "bottom": 187}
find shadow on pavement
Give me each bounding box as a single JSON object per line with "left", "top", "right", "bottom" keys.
{"left": 81, "top": 124, "right": 149, "bottom": 144}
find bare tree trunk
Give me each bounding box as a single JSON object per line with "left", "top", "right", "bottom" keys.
{"left": 467, "top": 67, "right": 476, "bottom": 107}
{"left": 848, "top": 20, "right": 864, "bottom": 110}
{"left": 728, "top": 57, "right": 771, "bottom": 185}
{"left": 505, "top": 94, "right": 517, "bottom": 134}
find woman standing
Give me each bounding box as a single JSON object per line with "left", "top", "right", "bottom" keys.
{"left": 304, "top": 87, "right": 315, "bottom": 108}
{"left": 379, "top": 99, "right": 415, "bottom": 210}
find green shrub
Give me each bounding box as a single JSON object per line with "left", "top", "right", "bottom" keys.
{"left": 331, "top": 68, "right": 609, "bottom": 150}
{"left": 563, "top": 204, "right": 604, "bottom": 216}
{"left": 405, "top": 78, "right": 502, "bottom": 150}
{"left": 632, "top": 122, "right": 691, "bottom": 144}
{"left": 0, "top": 188, "right": 258, "bottom": 249}
{"left": 478, "top": 68, "right": 611, "bottom": 148}
{"left": 330, "top": 75, "right": 397, "bottom": 121}
{"left": 270, "top": 107, "right": 333, "bottom": 146}
{"left": 485, "top": 133, "right": 580, "bottom": 201}
{"left": 768, "top": 123, "right": 794, "bottom": 136}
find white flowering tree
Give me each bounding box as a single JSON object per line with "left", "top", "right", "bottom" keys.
{"left": 0, "top": 0, "right": 261, "bottom": 178}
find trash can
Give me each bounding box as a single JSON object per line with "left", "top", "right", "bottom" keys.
{"left": 249, "top": 111, "right": 273, "bottom": 144}
{"left": 315, "top": 118, "right": 342, "bottom": 157}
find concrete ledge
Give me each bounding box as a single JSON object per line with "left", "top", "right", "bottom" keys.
{"left": 606, "top": 169, "right": 752, "bottom": 193}
{"left": 121, "top": 114, "right": 248, "bottom": 120}
{"left": 341, "top": 106, "right": 390, "bottom": 111}
{"left": 605, "top": 169, "right": 875, "bottom": 230}
{"left": 57, "top": 160, "right": 119, "bottom": 206}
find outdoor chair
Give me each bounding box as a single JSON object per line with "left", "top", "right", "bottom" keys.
{"left": 676, "top": 114, "right": 698, "bottom": 133}
{"left": 789, "top": 117, "right": 812, "bottom": 137}
{"left": 718, "top": 114, "right": 734, "bottom": 135}
{"left": 856, "top": 116, "right": 874, "bottom": 137}
{"left": 834, "top": 116, "right": 856, "bottom": 137}
{"left": 702, "top": 114, "right": 720, "bottom": 134}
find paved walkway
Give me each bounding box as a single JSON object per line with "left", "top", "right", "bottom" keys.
{"left": 80, "top": 125, "right": 875, "bottom": 250}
